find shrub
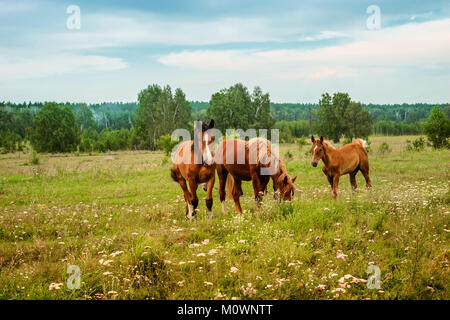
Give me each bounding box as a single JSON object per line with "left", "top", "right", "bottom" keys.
{"left": 422, "top": 106, "right": 450, "bottom": 149}
{"left": 0, "top": 131, "right": 22, "bottom": 153}
{"left": 297, "top": 137, "right": 308, "bottom": 150}
{"left": 342, "top": 138, "right": 352, "bottom": 145}
{"left": 364, "top": 138, "right": 372, "bottom": 153}
{"left": 161, "top": 156, "right": 170, "bottom": 166}
{"left": 284, "top": 150, "right": 293, "bottom": 160}
{"left": 406, "top": 137, "right": 425, "bottom": 152}
{"left": 30, "top": 103, "right": 79, "bottom": 153}
{"left": 156, "top": 134, "right": 179, "bottom": 156}
{"left": 30, "top": 150, "right": 40, "bottom": 165}
{"left": 378, "top": 142, "right": 391, "bottom": 155}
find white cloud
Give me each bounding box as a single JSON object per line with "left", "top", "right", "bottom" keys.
{"left": 0, "top": 54, "right": 127, "bottom": 81}
{"left": 157, "top": 18, "right": 450, "bottom": 80}
{"left": 37, "top": 14, "right": 284, "bottom": 51}
{"left": 297, "top": 31, "right": 347, "bottom": 42}
{"left": 0, "top": 1, "right": 35, "bottom": 15}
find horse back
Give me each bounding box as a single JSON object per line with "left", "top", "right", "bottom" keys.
{"left": 334, "top": 142, "right": 368, "bottom": 174}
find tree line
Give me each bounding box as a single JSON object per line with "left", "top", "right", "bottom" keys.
{"left": 1, "top": 84, "right": 449, "bottom": 153}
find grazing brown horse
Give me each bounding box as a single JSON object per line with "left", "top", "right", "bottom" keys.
{"left": 170, "top": 120, "right": 215, "bottom": 219}
{"left": 215, "top": 137, "right": 297, "bottom": 214}
{"left": 311, "top": 135, "right": 371, "bottom": 198}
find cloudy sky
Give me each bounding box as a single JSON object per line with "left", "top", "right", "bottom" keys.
{"left": 1, "top": 0, "right": 449, "bottom": 103}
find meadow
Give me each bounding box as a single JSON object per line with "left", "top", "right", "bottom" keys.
{"left": 0, "top": 136, "right": 448, "bottom": 300}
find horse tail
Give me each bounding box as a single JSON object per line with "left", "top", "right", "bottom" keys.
{"left": 355, "top": 138, "right": 368, "bottom": 149}
{"left": 170, "top": 167, "right": 178, "bottom": 182}
{"left": 226, "top": 173, "right": 235, "bottom": 199}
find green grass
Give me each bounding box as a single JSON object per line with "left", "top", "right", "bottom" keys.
{"left": 0, "top": 136, "right": 449, "bottom": 300}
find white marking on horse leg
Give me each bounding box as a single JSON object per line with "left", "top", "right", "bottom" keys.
{"left": 187, "top": 204, "right": 193, "bottom": 219}
{"left": 221, "top": 201, "right": 227, "bottom": 214}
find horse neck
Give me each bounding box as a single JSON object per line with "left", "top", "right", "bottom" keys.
{"left": 272, "top": 158, "right": 286, "bottom": 181}
{"left": 321, "top": 143, "right": 334, "bottom": 167}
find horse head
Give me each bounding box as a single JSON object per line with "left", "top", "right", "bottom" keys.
{"left": 197, "top": 119, "right": 215, "bottom": 166}
{"left": 276, "top": 171, "right": 297, "bottom": 201}
{"left": 310, "top": 135, "right": 324, "bottom": 167}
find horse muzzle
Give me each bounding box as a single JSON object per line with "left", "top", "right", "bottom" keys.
{"left": 311, "top": 162, "right": 318, "bottom": 167}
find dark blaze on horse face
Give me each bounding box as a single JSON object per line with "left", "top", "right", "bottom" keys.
{"left": 311, "top": 135, "right": 324, "bottom": 167}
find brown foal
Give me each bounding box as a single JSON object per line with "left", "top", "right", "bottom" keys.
{"left": 311, "top": 135, "right": 372, "bottom": 198}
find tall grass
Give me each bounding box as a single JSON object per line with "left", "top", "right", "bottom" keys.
{"left": 0, "top": 137, "right": 448, "bottom": 300}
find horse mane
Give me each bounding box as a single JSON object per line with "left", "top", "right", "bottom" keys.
{"left": 247, "top": 137, "right": 279, "bottom": 168}
{"left": 323, "top": 140, "right": 336, "bottom": 150}
{"left": 276, "top": 158, "right": 289, "bottom": 184}
{"left": 247, "top": 137, "right": 288, "bottom": 180}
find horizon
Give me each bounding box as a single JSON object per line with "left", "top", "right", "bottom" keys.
{"left": 2, "top": 99, "right": 449, "bottom": 107}
{"left": 1, "top": 0, "right": 450, "bottom": 104}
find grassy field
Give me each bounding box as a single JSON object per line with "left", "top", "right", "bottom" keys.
{"left": 0, "top": 136, "right": 449, "bottom": 300}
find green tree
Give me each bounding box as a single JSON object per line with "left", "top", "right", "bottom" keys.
{"left": 136, "top": 84, "right": 192, "bottom": 150}
{"left": 75, "top": 104, "right": 97, "bottom": 133}
{"left": 251, "top": 86, "right": 275, "bottom": 130}
{"left": 343, "top": 101, "right": 373, "bottom": 140}
{"left": 423, "top": 106, "right": 450, "bottom": 149}
{"left": 207, "top": 83, "right": 252, "bottom": 132}
{"left": 316, "top": 93, "right": 372, "bottom": 142}
{"left": 206, "top": 83, "right": 274, "bottom": 133}
{"left": 316, "top": 93, "right": 343, "bottom": 142}
{"left": 31, "top": 103, "right": 79, "bottom": 153}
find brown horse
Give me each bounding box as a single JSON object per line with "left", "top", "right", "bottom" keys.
{"left": 311, "top": 135, "right": 371, "bottom": 198}
{"left": 170, "top": 120, "right": 216, "bottom": 219}
{"left": 215, "top": 137, "right": 297, "bottom": 214}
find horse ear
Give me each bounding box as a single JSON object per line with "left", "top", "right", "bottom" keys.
{"left": 292, "top": 176, "right": 297, "bottom": 183}
{"left": 311, "top": 135, "right": 315, "bottom": 143}
{"left": 320, "top": 136, "right": 323, "bottom": 143}
{"left": 208, "top": 119, "right": 215, "bottom": 129}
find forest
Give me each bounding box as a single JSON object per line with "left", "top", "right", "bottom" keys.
{"left": 1, "top": 83, "right": 449, "bottom": 153}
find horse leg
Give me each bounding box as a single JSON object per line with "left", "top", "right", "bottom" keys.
{"left": 217, "top": 166, "right": 228, "bottom": 214}
{"left": 232, "top": 178, "right": 243, "bottom": 214}
{"left": 349, "top": 171, "right": 358, "bottom": 191}
{"left": 272, "top": 176, "right": 279, "bottom": 200}
{"left": 323, "top": 167, "right": 333, "bottom": 189}
{"left": 205, "top": 175, "right": 215, "bottom": 212}
{"left": 332, "top": 174, "right": 340, "bottom": 198}
{"left": 178, "top": 178, "right": 193, "bottom": 217}
{"left": 360, "top": 160, "right": 372, "bottom": 188}
{"left": 260, "top": 175, "right": 270, "bottom": 197}
{"left": 188, "top": 179, "right": 199, "bottom": 218}
{"left": 250, "top": 170, "right": 263, "bottom": 201}
{"left": 326, "top": 175, "right": 333, "bottom": 189}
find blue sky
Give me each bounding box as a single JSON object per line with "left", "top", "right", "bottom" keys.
{"left": 1, "top": 0, "right": 449, "bottom": 104}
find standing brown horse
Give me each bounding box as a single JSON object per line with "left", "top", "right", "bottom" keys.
{"left": 170, "top": 120, "right": 216, "bottom": 219}
{"left": 215, "top": 137, "right": 297, "bottom": 214}
{"left": 311, "top": 135, "right": 371, "bottom": 198}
